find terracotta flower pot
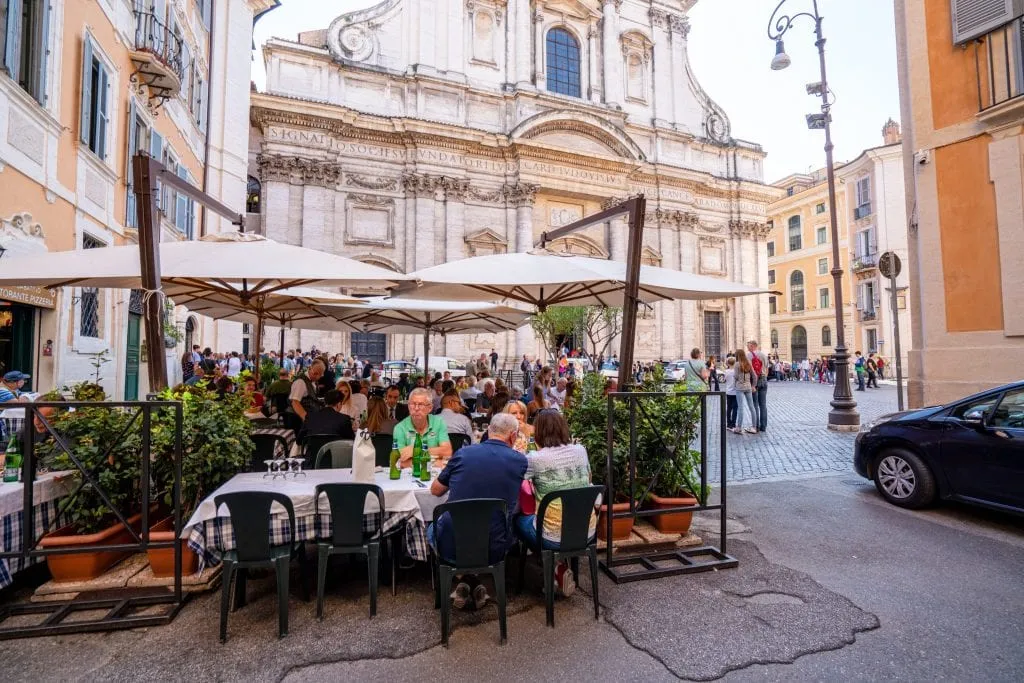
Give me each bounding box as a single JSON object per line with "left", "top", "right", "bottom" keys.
{"left": 597, "top": 502, "right": 635, "bottom": 541}
{"left": 647, "top": 493, "right": 698, "bottom": 535}
{"left": 39, "top": 511, "right": 147, "bottom": 583}
{"left": 146, "top": 516, "right": 199, "bottom": 578}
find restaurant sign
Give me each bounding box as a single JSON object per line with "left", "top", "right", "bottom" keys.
{"left": 0, "top": 286, "right": 57, "bottom": 309}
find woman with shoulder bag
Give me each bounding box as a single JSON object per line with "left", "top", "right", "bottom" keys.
{"left": 683, "top": 348, "right": 710, "bottom": 392}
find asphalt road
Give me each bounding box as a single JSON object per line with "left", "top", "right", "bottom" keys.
{"left": 3, "top": 472, "right": 1019, "bottom": 682}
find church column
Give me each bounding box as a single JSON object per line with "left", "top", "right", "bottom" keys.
{"left": 257, "top": 155, "right": 292, "bottom": 244}
{"left": 447, "top": 0, "right": 465, "bottom": 75}
{"left": 403, "top": 173, "right": 439, "bottom": 271}
{"left": 603, "top": 196, "right": 627, "bottom": 262}
{"left": 668, "top": 15, "right": 691, "bottom": 127}
{"left": 514, "top": 0, "right": 532, "bottom": 86}
{"left": 509, "top": 182, "right": 538, "bottom": 358}
{"left": 587, "top": 21, "right": 601, "bottom": 103}
{"left": 659, "top": 217, "right": 677, "bottom": 360}
{"left": 533, "top": 9, "right": 546, "bottom": 90}
{"left": 650, "top": 10, "right": 672, "bottom": 127}
{"left": 602, "top": 0, "right": 623, "bottom": 107}
{"left": 679, "top": 224, "right": 698, "bottom": 350}
{"left": 299, "top": 160, "right": 340, "bottom": 252}
{"left": 445, "top": 180, "right": 469, "bottom": 264}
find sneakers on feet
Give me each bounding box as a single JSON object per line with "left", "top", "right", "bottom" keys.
{"left": 451, "top": 582, "right": 471, "bottom": 609}
{"left": 555, "top": 562, "right": 575, "bottom": 597}
{"left": 472, "top": 584, "right": 490, "bottom": 610}
{"left": 744, "top": 427, "right": 758, "bottom": 434}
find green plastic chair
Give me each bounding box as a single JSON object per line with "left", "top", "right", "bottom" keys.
{"left": 314, "top": 439, "right": 354, "bottom": 469}
{"left": 214, "top": 491, "right": 308, "bottom": 642}
{"left": 314, "top": 483, "right": 386, "bottom": 619}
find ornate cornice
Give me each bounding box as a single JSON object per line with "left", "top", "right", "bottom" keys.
{"left": 439, "top": 177, "right": 471, "bottom": 201}
{"left": 669, "top": 14, "right": 691, "bottom": 37}
{"left": 345, "top": 174, "right": 398, "bottom": 191}
{"left": 467, "top": 186, "right": 506, "bottom": 204}
{"left": 347, "top": 193, "right": 394, "bottom": 207}
{"left": 257, "top": 154, "right": 342, "bottom": 187}
{"left": 252, "top": 107, "right": 350, "bottom": 137}
{"left": 401, "top": 173, "right": 442, "bottom": 197}
{"left": 729, "top": 219, "right": 769, "bottom": 239}
{"left": 650, "top": 208, "right": 700, "bottom": 231}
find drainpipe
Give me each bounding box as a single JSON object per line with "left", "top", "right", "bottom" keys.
{"left": 200, "top": 0, "right": 216, "bottom": 237}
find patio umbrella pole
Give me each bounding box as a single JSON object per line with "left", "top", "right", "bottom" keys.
{"left": 133, "top": 154, "right": 170, "bottom": 392}
{"left": 280, "top": 327, "right": 285, "bottom": 368}
{"left": 423, "top": 316, "right": 431, "bottom": 381}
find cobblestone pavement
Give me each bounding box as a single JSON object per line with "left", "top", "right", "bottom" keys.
{"left": 700, "top": 380, "right": 903, "bottom": 484}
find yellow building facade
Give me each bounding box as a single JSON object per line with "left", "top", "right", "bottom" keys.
{"left": 766, "top": 169, "right": 853, "bottom": 365}
{"left": 0, "top": 0, "right": 273, "bottom": 397}
{"left": 895, "top": 0, "right": 1024, "bottom": 407}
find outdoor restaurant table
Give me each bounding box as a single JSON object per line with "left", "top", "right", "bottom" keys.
{"left": 183, "top": 469, "right": 444, "bottom": 570}
{"left": 0, "top": 471, "right": 74, "bottom": 588}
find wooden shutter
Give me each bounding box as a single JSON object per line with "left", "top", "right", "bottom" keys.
{"left": 126, "top": 101, "right": 138, "bottom": 227}
{"left": 149, "top": 131, "right": 163, "bottom": 211}
{"left": 80, "top": 35, "right": 93, "bottom": 145}
{"left": 35, "top": 0, "right": 52, "bottom": 104}
{"left": 175, "top": 164, "right": 188, "bottom": 231}
{"left": 3, "top": 0, "right": 23, "bottom": 81}
{"left": 951, "top": 0, "right": 1022, "bottom": 44}
{"left": 95, "top": 62, "right": 109, "bottom": 159}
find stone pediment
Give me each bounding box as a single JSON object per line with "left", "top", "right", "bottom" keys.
{"left": 542, "top": 0, "right": 600, "bottom": 20}
{"left": 511, "top": 110, "right": 646, "bottom": 161}
{"left": 465, "top": 228, "right": 508, "bottom": 256}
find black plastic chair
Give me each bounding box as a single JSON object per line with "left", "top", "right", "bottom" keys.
{"left": 303, "top": 434, "right": 343, "bottom": 468}
{"left": 430, "top": 498, "right": 510, "bottom": 647}
{"left": 214, "top": 491, "right": 308, "bottom": 641}
{"left": 449, "top": 433, "right": 471, "bottom": 454}
{"left": 464, "top": 398, "right": 477, "bottom": 413}
{"left": 314, "top": 440, "right": 354, "bottom": 469}
{"left": 371, "top": 433, "right": 395, "bottom": 468}
{"left": 249, "top": 433, "right": 289, "bottom": 472}
{"left": 516, "top": 485, "right": 603, "bottom": 627}
{"left": 314, "top": 483, "right": 386, "bottom": 619}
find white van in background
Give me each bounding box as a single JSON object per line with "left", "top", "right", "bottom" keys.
{"left": 414, "top": 357, "right": 468, "bottom": 378}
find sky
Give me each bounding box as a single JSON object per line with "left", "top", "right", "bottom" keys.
{"left": 251, "top": 0, "right": 901, "bottom": 183}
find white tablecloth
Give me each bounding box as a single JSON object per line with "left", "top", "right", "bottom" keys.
{"left": 0, "top": 471, "right": 75, "bottom": 518}
{"left": 183, "top": 468, "right": 444, "bottom": 538}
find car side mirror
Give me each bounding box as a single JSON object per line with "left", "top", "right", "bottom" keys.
{"left": 962, "top": 410, "right": 986, "bottom": 428}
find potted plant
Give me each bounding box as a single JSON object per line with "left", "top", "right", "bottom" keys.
{"left": 565, "top": 372, "right": 641, "bottom": 541}
{"left": 634, "top": 375, "right": 706, "bottom": 535}
{"left": 35, "top": 384, "right": 147, "bottom": 582}
{"left": 146, "top": 384, "right": 252, "bottom": 577}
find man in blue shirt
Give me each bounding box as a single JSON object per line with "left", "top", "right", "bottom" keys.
{"left": 0, "top": 371, "right": 29, "bottom": 403}
{"left": 429, "top": 412, "right": 527, "bottom": 610}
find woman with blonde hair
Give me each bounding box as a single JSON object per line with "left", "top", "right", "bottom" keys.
{"left": 503, "top": 400, "right": 533, "bottom": 453}
{"left": 731, "top": 349, "right": 759, "bottom": 434}
{"left": 334, "top": 380, "right": 361, "bottom": 420}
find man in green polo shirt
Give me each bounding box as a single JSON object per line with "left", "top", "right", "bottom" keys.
{"left": 394, "top": 388, "right": 452, "bottom": 468}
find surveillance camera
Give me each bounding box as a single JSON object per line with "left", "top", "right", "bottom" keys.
{"left": 914, "top": 150, "right": 930, "bottom": 165}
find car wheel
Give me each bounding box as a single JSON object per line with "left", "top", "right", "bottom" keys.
{"left": 872, "top": 449, "right": 937, "bottom": 509}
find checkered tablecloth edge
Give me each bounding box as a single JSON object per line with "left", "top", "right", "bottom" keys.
{"left": 1, "top": 498, "right": 65, "bottom": 589}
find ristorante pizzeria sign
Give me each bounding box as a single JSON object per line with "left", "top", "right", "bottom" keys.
{"left": 0, "top": 286, "right": 57, "bottom": 308}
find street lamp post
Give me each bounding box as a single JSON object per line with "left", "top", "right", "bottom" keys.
{"left": 768, "top": 0, "right": 859, "bottom": 430}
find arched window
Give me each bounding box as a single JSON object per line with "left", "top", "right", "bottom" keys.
{"left": 788, "top": 215, "right": 802, "bottom": 251}
{"left": 790, "top": 271, "right": 805, "bottom": 312}
{"left": 791, "top": 325, "right": 808, "bottom": 362}
{"left": 546, "top": 28, "right": 581, "bottom": 98}
{"left": 822, "top": 325, "right": 832, "bottom": 347}
{"left": 246, "top": 176, "right": 261, "bottom": 213}
{"left": 770, "top": 329, "right": 779, "bottom": 348}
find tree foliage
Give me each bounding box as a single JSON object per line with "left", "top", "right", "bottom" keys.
{"left": 529, "top": 306, "right": 588, "bottom": 362}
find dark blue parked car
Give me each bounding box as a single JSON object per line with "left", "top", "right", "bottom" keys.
{"left": 854, "top": 381, "right": 1024, "bottom": 513}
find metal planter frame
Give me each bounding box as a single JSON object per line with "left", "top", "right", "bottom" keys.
{"left": 0, "top": 401, "right": 186, "bottom": 639}
{"left": 600, "top": 389, "right": 737, "bottom": 583}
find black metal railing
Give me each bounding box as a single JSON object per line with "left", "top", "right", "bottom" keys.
{"left": 851, "top": 251, "right": 877, "bottom": 272}
{"left": 0, "top": 401, "right": 185, "bottom": 639}
{"left": 600, "top": 390, "right": 736, "bottom": 583}
{"left": 133, "top": 10, "right": 185, "bottom": 81}
{"left": 976, "top": 18, "right": 1024, "bottom": 112}
{"left": 859, "top": 308, "right": 877, "bottom": 322}
{"left": 853, "top": 203, "right": 872, "bottom": 220}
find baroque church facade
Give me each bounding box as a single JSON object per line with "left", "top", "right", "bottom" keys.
{"left": 247, "top": 0, "right": 776, "bottom": 364}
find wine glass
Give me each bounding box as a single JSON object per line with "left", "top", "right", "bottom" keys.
{"left": 263, "top": 459, "right": 276, "bottom": 479}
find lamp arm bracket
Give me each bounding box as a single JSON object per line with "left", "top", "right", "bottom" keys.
{"left": 767, "top": 0, "right": 820, "bottom": 40}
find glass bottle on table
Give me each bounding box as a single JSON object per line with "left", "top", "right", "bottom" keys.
{"left": 388, "top": 438, "right": 401, "bottom": 480}
{"left": 411, "top": 432, "right": 424, "bottom": 478}
{"left": 4, "top": 434, "right": 21, "bottom": 483}
{"left": 527, "top": 436, "right": 538, "bottom": 453}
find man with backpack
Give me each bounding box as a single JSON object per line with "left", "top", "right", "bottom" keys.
{"left": 747, "top": 340, "right": 769, "bottom": 433}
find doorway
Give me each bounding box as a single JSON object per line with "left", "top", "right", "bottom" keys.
{"left": 791, "top": 325, "right": 808, "bottom": 362}
{"left": 0, "top": 304, "right": 36, "bottom": 391}
{"left": 351, "top": 332, "right": 386, "bottom": 365}
{"left": 124, "top": 314, "right": 142, "bottom": 400}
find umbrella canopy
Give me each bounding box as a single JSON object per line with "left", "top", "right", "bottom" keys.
{"left": 321, "top": 297, "right": 530, "bottom": 378}
{"left": 0, "top": 232, "right": 408, "bottom": 293}
{"left": 396, "top": 250, "right": 769, "bottom": 308}
{"left": 167, "top": 285, "right": 363, "bottom": 320}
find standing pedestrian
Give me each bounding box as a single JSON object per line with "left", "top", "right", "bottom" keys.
{"left": 866, "top": 353, "right": 879, "bottom": 389}
{"left": 490, "top": 348, "right": 499, "bottom": 373}
{"left": 747, "top": 340, "right": 768, "bottom": 433}
{"left": 731, "top": 350, "right": 758, "bottom": 434}
{"left": 682, "top": 348, "right": 709, "bottom": 393}
{"left": 707, "top": 356, "right": 720, "bottom": 392}
{"left": 724, "top": 357, "right": 737, "bottom": 429}
{"left": 854, "top": 351, "right": 866, "bottom": 391}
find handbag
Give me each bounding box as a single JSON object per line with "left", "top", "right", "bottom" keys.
{"left": 351, "top": 429, "right": 376, "bottom": 483}
{"left": 519, "top": 480, "right": 537, "bottom": 515}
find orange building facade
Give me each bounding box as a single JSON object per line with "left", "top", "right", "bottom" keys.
{"left": 895, "top": 0, "right": 1024, "bottom": 406}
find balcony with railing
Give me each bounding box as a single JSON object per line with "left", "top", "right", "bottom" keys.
{"left": 858, "top": 308, "right": 877, "bottom": 323}
{"left": 975, "top": 18, "right": 1024, "bottom": 123}
{"left": 853, "top": 203, "right": 872, "bottom": 221}
{"left": 130, "top": 10, "right": 185, "bottom": 102}
{"left": 851, "top": 251, "right": 878, "bottom": 273}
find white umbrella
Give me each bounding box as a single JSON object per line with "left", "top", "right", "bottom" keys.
{"left": 322, "top": 298, "right": 530, "bottom": 378}
{"left": 396, "top": 250, "right": 769, "bottom": 308}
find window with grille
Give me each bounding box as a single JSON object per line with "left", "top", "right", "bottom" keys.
{"left": 80, "top": 235, "right": 104, "bottom": 337}
{"left": 703, "top": 311, "right": 723, "bottom": 360}
{"left": 790, "top": 271, "right": 805, "bottom": 312}
{"left": 546, "top": 28, "right": 581, "bottom": 97}
{"left": 788, "top": 215, "right": 802, "bottom": 251}
{"left": 822, "top": 325, "right": 832, "bottom": 347}
{"left": 247, "top": 176, "right": 261, "bottom": 213}
{"left": 770, "top": 328, "right": 779, "bottom": 348}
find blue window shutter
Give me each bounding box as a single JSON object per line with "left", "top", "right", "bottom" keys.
{"left": 3, "top": 0, "right": 23, "bottom": 82}
{"left": 80, "top": 35, "right": 93, "bottom": 145}
{"left": 175, "top": 164, "right": 188, "bottom": 231}
{"left": 149, "top": 131, "right": 163, "bottom": 210}
{"left": 36, "top": 1, "right": 52, "bottom": 104}
{"left": 95, "top": 63, "right": 109, "bottom": 159}
{"left": 127, "top": 101, "right": 138, "bottom": 227}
